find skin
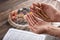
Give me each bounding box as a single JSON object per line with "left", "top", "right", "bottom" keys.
{"left": 25, "top": 3, "right": 60, "bottom": 38}
{"left": 30, "top": 3, "right": 60, "bottom": 22}
{"left": 25, "top": 13, "right": 60, "bottom": 38}
{"left": 10, "top": 3, "right": 60, "bottom": 38}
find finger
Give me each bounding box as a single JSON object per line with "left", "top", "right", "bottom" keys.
{"left": 27, "top": 14, "right": 36, "bottom": 26}
{"left": 30, "top": 9, "right": 40, "bottom": 19}
{"left": 30, "top": 8, "right": 37, "bottom": 14}
{"left": 37, "top": 3, "right": 41, "bottom": 8}
{"left": 30, "top": 14, "right": 36, "bottom": 23}
{"left": 31, "top": 3, "right": 51, "bottom": 21}
{"left": 30, "top": 5, "right": 35, "bottom": 11}
{"left": 29, "top": 12, "right": 40, "bottom": 25}
{"left": 30, "top": 3, "right": 38, "bottom": 11}
{"left": 32, "top": 14, "right": 43, "bottom": 25}
{"left": 31, "top": 9, "right": 46, "bottom": 20}
{"left": 30, "top": 26, "right": 40, "bottom": 34}
{"left": 40, "top": 9, "right": 52, "bottom": 22}
{"left": 30, "top": 4, "right": 38, "bottom": 12}
{"left": 40, "top": 3, "right": 49, "bottom": 16}
{"left": 30, "top": 6, "right": 42, "bottom": 18}
{"left": 30, "top": 5, "right": 37, "bottom": 14}
{"left": 41, "top": 3, "right": 49, "bottom": 9}
{"left": 33, "top": 3, "right": 38, "bottom": 7}
{"left": 38, "top": 4, "right": 50, "bottom": 19}
{"left": 35, "top": 7, "right": 51, "bottom": 21}
{"left": 29, "top": 20, "right": 37, "bottom": 29}
{"left": 33, "top": 3, "right": 40, "bottom": 8}
{"left": 30, "top": 14, "right": 44, "bottom": 28}
{"left": 26, "top": 14, "right": 33, "bottom": 27}
{"left": 41, "top": 3, "right": 53, "bottom": 22}
{"left": 35, "top": 7, "right": 46, "bottom": 20}
{"left": 29, "top": 26, "right": 37, "bottom": 33}
{"left": 31, "top": 14, "right": 39, "bottom": 25}
{"left": 30, "top": 4, "right": 47, "bottom": 20}
{"left": 31, "top": 8, "right": 45, "bottom": 21}
{"left": 29, "top": 14, "right": 35, "bottom": 26}
{"left": 30, "top": 3, "right": 41, "bottom": 12}
{"left": 33, "top": 14, "right": 48, "bottom": 25}
{"left": 29, "top": 25, "right": 37, "bottom": 31}
{"left": 38, "top": 8, "right": 50, "bottom": 19}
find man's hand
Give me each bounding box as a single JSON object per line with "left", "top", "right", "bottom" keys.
{"left": 25, "top": 13, "right": 60, "bottom": 38}
{"left": 25, "top": 13, "right": 52, "bottom": 34}
{"left": 30, "top": 3, "right": 58, "bottom": 22}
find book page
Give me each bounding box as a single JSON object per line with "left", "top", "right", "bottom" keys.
{"left": 3, "top": 28, "right": 46, "bottom": 40}
{"left": 3, "top": 28, "right": 60, "bottom": 40}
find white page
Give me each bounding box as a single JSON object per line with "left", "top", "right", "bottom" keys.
{"left": 3, "top": 28, "right": 46, "bottom": 40}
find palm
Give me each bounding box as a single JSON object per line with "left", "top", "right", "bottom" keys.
{"left": 25, "top": 14, "right": 51, "bottom": 34}
{"left": 41, "top": 3, "right": 57, "bottom": 21}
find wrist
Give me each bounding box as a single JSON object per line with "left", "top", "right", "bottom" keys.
{"left": 44, "top": 25, "right": 53, "bottom": 34}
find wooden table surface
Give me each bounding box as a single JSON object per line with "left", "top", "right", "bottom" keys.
{"left": 0, "top": 0, "right": 27, "bottom": 40}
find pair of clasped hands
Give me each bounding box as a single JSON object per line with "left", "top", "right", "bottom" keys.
{"left": 25, "top": 3, "right": 60, "bottom": 34}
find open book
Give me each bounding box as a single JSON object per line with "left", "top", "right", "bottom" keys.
{"left": 3, "top": 28, "right": 60, "bottom": 40}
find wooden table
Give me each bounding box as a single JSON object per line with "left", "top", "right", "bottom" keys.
{"left": 0, "top": 0, "right": 27, "bottom": 40}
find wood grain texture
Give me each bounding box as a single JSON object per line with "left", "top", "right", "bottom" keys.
{"left": 0, "top": 0, "right": 27, "bottom": 40}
